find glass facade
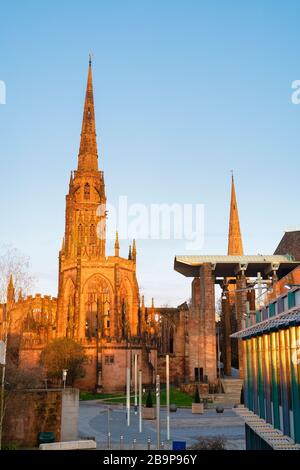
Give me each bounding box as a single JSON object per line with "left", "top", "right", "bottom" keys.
{"left": 234, "top": 289, "right": 300, "bottom": 449}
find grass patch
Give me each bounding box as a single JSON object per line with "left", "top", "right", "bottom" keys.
{"left": 80, "top": 391, "right": 125, "bottom": 401}
{"left": 80, "top": 387, "right": 193, "bottom": 407}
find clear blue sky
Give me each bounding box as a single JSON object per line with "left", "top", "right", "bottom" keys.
{"left": 1, "top": 0, "right": 300, "bottom": 306}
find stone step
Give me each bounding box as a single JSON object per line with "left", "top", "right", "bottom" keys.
{"left": 216, "top": 378, "right": 243, "bottom": 405}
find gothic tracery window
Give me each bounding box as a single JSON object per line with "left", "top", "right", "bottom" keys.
{"left": 84, "top": 183, "right": 90, "bottom": 200}
{"left": 85, "top": 280, "right": 110, "bottom": 339}
{"left": 90, "top": 224, "right": 96, "bottom": 245}
{"left": 78, "top": 224, "right": 83, "bottom": 243}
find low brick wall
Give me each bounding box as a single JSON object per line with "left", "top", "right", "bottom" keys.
{"left": 180, "top": 383, "right": 209, "bottom": 397}
{"left": 3, "top": 388, "right": 78, "bottom": 448}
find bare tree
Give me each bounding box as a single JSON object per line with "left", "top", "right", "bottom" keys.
{"left": 0, "top": 245, "right": 35, "bottom": 303}
{"left": 40, "top": 338, "right": 86, "bottom": 386}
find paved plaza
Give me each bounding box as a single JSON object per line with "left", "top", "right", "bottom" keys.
{"left": 79, "top": 402, "right": 246, "bottom": 450}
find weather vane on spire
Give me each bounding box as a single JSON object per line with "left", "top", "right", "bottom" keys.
{"left": 89, "top": 53, "right": 93, "bottom": 66}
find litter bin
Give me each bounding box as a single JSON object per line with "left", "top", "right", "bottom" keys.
{"left": 37, "top": 432, "right": 55, "bottom": 446}
{"left": 172, "top": 441, "right": 186, "bottom": 450}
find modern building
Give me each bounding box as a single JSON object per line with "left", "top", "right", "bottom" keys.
{"left": 232, "top": 261, "right": 300, "bottom": 449}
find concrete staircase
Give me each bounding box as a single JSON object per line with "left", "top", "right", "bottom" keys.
{"left": 213, "top": 378, "right": 243, "bottom": 405}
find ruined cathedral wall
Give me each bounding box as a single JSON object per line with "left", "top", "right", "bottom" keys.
{"left": 8, "top": 294, "right": 57, "bottom": 335}
{"left": 76, "top": 342, "right": 156, "bottom": 392}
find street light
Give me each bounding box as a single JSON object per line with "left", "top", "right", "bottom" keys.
{"left": 222, "top": 284, "right": 273, "bottom": 309}
{"left": 62, "top": 369, "right": 68, "bottom": 389}
{"left": 156, "top": 375, "right": 161, "bottom": 450}
{"left": 98, "top": 407, "right": 113, "bottom": 449}
{"left": 223, "top": 285, "right": 272, "bottom": 298}
{"left": 284, "top": 284, "right": 300, "bottom": 290}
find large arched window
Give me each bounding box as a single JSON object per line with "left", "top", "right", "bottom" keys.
{"left": 84, "top": 278, "right": 111, "bottom": 339}
{"left": 159, "top": 317, "right": 175, "bottom": 354}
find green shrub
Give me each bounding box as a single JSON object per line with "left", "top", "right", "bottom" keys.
{"left": 146, "top": 389, "right": 153, "bottom": 408}
{"left": 194, "top": 387, "right": 201, "bottom": 403}
{"left": 188, "top": 436, "right": 226, "bottom": 450}
{"left": 2, "top": 442, "right": 19, "bottom": 450}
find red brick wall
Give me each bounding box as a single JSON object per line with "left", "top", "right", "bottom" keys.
{"left": 3, "top": 390, "right": 62, "bottom": 448}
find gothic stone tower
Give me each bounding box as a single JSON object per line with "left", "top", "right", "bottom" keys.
{"left": 56, "top": 60, "right": 156, "bottom": 391}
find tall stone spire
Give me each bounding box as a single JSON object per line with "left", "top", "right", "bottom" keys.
{"left": 7, "top": 274, "right": 15, "bottom": 305}
{"left": 115, "top": 231, "right": 120, "bottom": 257}
{"left": 78, "top": 57, "right": 98, "bottom": 172}
{"left": 228, "top": 174, "right": 244, "bottom": 256}
{"left": 132, "top": 239, "right": 136, "bottom": 262}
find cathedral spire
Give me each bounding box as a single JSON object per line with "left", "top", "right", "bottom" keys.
{"left": 115, "top": 231, "right": 120, "bottom": 257}
{"left": 228, "top": 173, "right": 244, "bottom": 256}
{"left": 7, "top": 274, "right": 15, "bottom": 305}
{"left": 78, "top": 58, "right": 98, "bottom": 172}
{"left": 132, "top": 239, "right": 136, "bottom": 262}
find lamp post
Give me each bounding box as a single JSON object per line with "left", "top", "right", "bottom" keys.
{"left": 166, "top": 354, "right": 170, "bottom": 441}
{"left": 222, "top": 283, "right": 273, "bottom": 322}
{"left": 223, "top": 284, "right": 273, "bottom": 300}
{"left": 126, "top": 367, "right": 130, "bottom": 426}
{"left": 107, "top": 406, "right": 111, "bottom": 449}
{"left": 62, "top": 369, "right": 68, "bottom": 389}
{"left": 284, "top": 284, "right": 300, "bottom": 290}
{"left": 139, "top": 370, "right": 142, "bottom": 433}
{"left": 134, "top": 354, "right": 138, "bottom": 414}
{"left": 156, "top": 374, "right": 160, "bottom": 450}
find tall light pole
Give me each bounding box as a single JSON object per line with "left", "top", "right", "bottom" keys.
{"left": 62, "top": 369, "right": 68, "bottom": 389}
{"left": 166, "top": 355, "right": 170, "bottom": 441}
{"left": 156, "top": 374, "right": 160, "bottom": 450}
{"left": 134, "top": 354, "right": 138, "bottom": 414}
{"left": 126, "top": 367, "right": 130, "bottom": 426}
{"left": 107, "top": 406, "right": 111, "bottom": 449}
{"left": 139, "top": 370, "right": 142, "bottom": 433}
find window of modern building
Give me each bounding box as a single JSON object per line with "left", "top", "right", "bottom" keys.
{"left": 277, "top": 297, "right": 284, "bottom": 314}
{"left": 288, "top": 291, "right": 296, "bottom": 309}
{"left": 295, "top": 289, "right": 300, "bottom": 307}
{"left": 269, "top": 303, "right": 276, "bottom": 317}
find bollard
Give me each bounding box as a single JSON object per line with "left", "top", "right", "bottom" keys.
{"left": 120, "top": 435, "right": 124, "bottom": 450}
{"left": 147, "top": 437, "right": 151, "bottom": 450}
{"left": 132, "top": 438, "right": 137, "bottom": 449}
{"left": 107, "top": 432, "right": 111, "bottom": 449}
